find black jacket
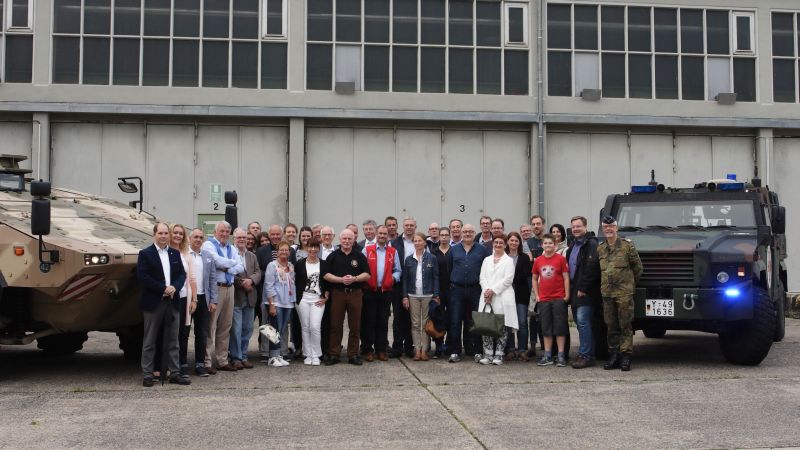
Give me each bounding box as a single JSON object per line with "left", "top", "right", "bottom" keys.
{"left": 512, "top": 253, "right": 533, "bottom": 306}
{"left": 294, "top": 257, "right": 330, "bottom": 304}
{"left": 565, "top": 235, "right": 601, "bottom": 307}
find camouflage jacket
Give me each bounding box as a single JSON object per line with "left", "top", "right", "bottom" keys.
{"left": 598, "top": 238, "right": 643, "bottom": 297}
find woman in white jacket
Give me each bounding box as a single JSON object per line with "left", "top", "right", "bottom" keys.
{"left": 478, "top": 235, "right": 518, "bottom": 365}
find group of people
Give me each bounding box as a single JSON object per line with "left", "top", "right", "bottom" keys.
{"left": 135, "top": 212, "right": 642, "bottom": 387}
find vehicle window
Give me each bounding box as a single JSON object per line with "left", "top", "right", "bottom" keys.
{"left": 617, "top": 200, "right": 756, "bottom": 228}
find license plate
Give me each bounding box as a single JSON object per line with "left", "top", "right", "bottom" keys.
{"left": 645, "top": 299, "right": 674, "bottom": 317}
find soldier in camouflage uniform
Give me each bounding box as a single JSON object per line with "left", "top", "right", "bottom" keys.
{"left": 597, "top": 215, "right": 643, "bottom": 372}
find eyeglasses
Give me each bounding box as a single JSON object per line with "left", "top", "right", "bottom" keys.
{"left": 463, "top": 230, "right": 475, "bottom": 234}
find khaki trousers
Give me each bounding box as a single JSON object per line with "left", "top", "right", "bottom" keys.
{"left": 205, "top": 284, "right": 234, "bottom": 367}
{"left": 409, "top": 295, "right": 431, "bottom": 351}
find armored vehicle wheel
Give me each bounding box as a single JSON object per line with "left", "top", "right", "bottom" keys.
{"left": 117, "top": 326, "right": 144, "bottom": 361}
{"left": 774, "top": 286, "right": 786, "bottom": 343}
{"left": 642, "top": 326, "right": 667, "bottom": 339}
{"left": 718, "top": 287, "right": 776, "bottom": 366}
{"left": 36, "top": 332, "right": 88, "bottom": 355}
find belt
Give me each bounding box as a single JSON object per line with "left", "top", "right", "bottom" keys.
{"left": 217, "top": 282, "right": 233, "bottom": 287}
{"left": 333, "top": 287, "right": 361, "bottom": 293}
{"left": 451, "top": 282, "right": 479, "bottom": 288}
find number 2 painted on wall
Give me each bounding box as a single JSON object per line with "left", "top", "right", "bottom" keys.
{"left": 213, "top": 202, "right": 219, "bottom": 211}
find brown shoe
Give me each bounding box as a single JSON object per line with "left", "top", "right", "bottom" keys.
{"left": 571, "top": 356, "right": 596, "bottom": 369}
{"left": 232, "top": 361, "right": 244, "bottom": 370}
{"left": 377, "top": 352, "right": 388, "bottom": 361}
{"left": 504, "top": 351, "right": 517, "bottom": 362}
{"left": 242, "top": 360, "right": 254, "bottom": 369}
{"left": 413, "top": 350, "right": 421, "bottom": 361}
{"left": 218, "top": 364, "right": 238, "bottom": 372}
{"left": 364, "top": 352, "right": 374, "bottom": 362}
{"left": 420, "top": 351, "right": 430, "bottom": 361}
{"left": 205, "top": 366, "right": 217, "bottom": 375}
{"left": 517, "top": 352, "right": 529, "bottom": 362}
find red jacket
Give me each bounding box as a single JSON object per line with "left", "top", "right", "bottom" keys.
{"left": 365, "top": 244, "right": 397, "bottom": 292}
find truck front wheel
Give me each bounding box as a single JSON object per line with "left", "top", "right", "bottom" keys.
{"left": 36, "top": 332, "right": 88, "bottom": 355}
{"left": 718, "top": 287, "right": 776, "bottom": 365}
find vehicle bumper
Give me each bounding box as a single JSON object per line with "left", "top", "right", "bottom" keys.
{"left": 633, "top": 282, "right": 754, "bottom": 322}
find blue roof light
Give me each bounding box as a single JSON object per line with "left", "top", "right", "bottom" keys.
{"left": 724, "top": 288, "right": 741, "bottom": 299}
{"left": 718, "top": 182, "right": 745, "bottom": 191}
{"left": 631, "top": 185, "right": 657, "bottom": 193}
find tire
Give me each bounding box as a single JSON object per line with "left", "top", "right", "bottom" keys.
{"left": 117, "top": 325, "right": 144, "bottom": 361}
{"left": 36, "top": 332, "right": 88, "bottom": 355}
{"left": 642, "top": 326, "right": 667, "bottom": 339}
{"left": 774, "top": 287, "right": 786, "bottom": 343}
{"left": 718, "top": 286, "right": 776, "bottom": 365}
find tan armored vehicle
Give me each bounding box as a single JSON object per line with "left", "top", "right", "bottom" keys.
{"left": 0, "top": 154, "right": 153, "bottom": 358}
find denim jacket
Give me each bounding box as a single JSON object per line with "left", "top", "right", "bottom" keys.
{"left": 402, "top": 251, "right": 440, "bottom": 298}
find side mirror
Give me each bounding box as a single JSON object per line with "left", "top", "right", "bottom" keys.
{"left": 30, "top": 181, "right": 51, "bottom": 235}
{"left": 772, "top": 206, "right": 786, "bottom": 234}
{"left": 224, "top": 190, "right": 238, "bottom": 229}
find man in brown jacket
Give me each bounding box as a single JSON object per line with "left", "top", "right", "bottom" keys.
{"left": 230, "top": 228, "right": 262, "bottom": 369}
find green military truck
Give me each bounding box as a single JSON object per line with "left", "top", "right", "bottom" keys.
{"left": 600, "top": 175, "right": 787, "bottom": 365}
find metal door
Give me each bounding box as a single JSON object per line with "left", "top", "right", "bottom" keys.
{"left": 99, "top": 124, "right": 147, "bottom": 204}
{"left": 353, "top": 128, "right": 396, "bottom": 226}
{"left": 589, "top": 133, "right": 630, "bottom": 228}
{"left": 484, "top": 131, "right": 529, "bottom": 229}
{"left": 442, "top": 130, "right": 484, "bottom": 224}
{"left": 674, "top": 136, "right": 712, "bottom": 187}
{"left": 772, "top": 137, "right": 797, "bottom": 290}
{"left": 193, "top": 126, "right": 241, "bottom": 223}
{"left": 51, "top": 123, "right": 103, "bottom": 194}
{"left": 145, "top": 125, "right": 195, "bottom": 225}
{"left": 546, "top": 132, "right": 590, "bottom": 228}
{"left": 238, "top": 126, "right": 288, "bottom": 228}
{"left": 305, "top": 128, "right": 355, "bottom": 232}
{"left": 0, "top": 121, "right": 32, "bottom": 169}
{"left": 630, "top": 134, "right": 674, "bottom": 186}
{"left": 396, "top": 129, "right": 441, "bottom": 228}
{"left": 711, "top": 136, "right": 754, "bottom": 181}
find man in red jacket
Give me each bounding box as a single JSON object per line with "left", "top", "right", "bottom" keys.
{"left": 361, "top": 225, "right": 402, "bottom": 361}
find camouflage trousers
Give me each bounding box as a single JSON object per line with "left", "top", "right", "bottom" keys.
{"left": 603, "top": 295, "right": 634, "bottom": 354}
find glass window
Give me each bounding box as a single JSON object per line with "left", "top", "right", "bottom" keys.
{"left": 627, "top": 7, "right": 651, "bottom": 52}
{"left": 266, "top": 0, "right": 284, "bottom": 36}
{"left": 232, "top": 41, "right": 258, "bottom": 88}
{"left": 547, "top": 4, "right": 570, "bottom": 49}
{"left": 733, "top": 58, "right": 755, "bottom": 101}
{"left": 772, "top": 13, "right": 795, "bottom": 57}
{"left": 113, "top": 38, "right": 140, "bottom": 85}
{"left": 83, "top": 37, "right": 110, "bottom": 84}
{"left": 84, "top": 0, "right": 111, "bottom": 35}
{"left": 421, "top": 0, "right": 445, "bottom": 45}
{"left": 172, "top": 40, "right": 199, "bottom": 86}
{"left": 232, "top": 0, "right": 258, "bottom": 39}
{"left": 364, "top": 45, "right": 389, "bottom": 91}
{"left": 547, "top": 51, "right": 571, "bottom": 96}
{"left": 475, "top": 2, "right": 500, "bottom": 47}
{"left": 202, "top": 40, "right": 229, "bottom": 87}
{"left": 393, "top": 46, "right": 417, "bottom": 92}
{"left": 504, "top": 49, "right": 528, "bottom": 95}
{"left": 204, "top": 0, "right": 230, "bottom": 39}
{"left": 773, "top": 59, "right": 796, "bottom": 102}
{"left": 307, "top": 0, "right": 332, "bottom": 41}
{"left": 735, "top": 14, "right": 752, "bottom": 52}
{"left": 336, "top": 0, "right": 361, "bottom": 42}
{"left": 574, "top": 5, "right": 597, "bottom": 50}
{"left": 628, "top": 54, "right": 651, "bottom": 98}
{"left": 601, "top": 52, "right": 625, "bottom": 97}
{"left": 420, "top": 47, "right": 445, "bottom": 92}
{"left": 601, "top": 6, "right": 624, "bottom": 51}
{"left": 506, "top": 4, "right": 526, "bottom": 45}
{"left": 574, "top": 52, "right": 599, "bottom": 94}
{"left": 449, "top": 0, "right": 472, "bottom": 46}
{"left": 449, "top": 48, "right": 473, "bottom": 93}
{"left": 707, "top": 56, "right": 730, "bottom": 100}
{"left": 681, "top": 55, "right": 704, "bottom": 100}
{"left": 654, "top": 55, "right": 678, "bottom": 99}
{"left": 53, "top": 0, "right": 81, "bottom": 34}
{"left": 364, "top": 0, "right": 389, "bottom": 43}
{"left": 394, "top": 0, "right": 418, "bottom": 44}
{"left": 306, "top": 43, "right": 332, "bottom": 89}
{"left": 476, "top": 48, "right": 501, "bottom": 94}
{"left": 680, "top": 9, "right": 703, "bottom": 54}
{"left": 654, "top": 8, "right": 677, "bottom": 53}
{"left": 114, "top": 0, "right": 142, "bottom": 35}
{"left": 335, "top": 44, "right": 361, "bottom": 89}
{"left": 142, "top": 39, "right": 170, "bottom": 85}
{"left": 5, "top": 36, "right": 33, "bottom": 82}
{"left": 706, "top": 10, "right": 729, "bottom": 55}
{"left": 174, "top": 0, "right": 200, "bottom": 37}
{"left": 10, "top": 0, "right": 29, "bottom": 28}
{"left": 261, "top": 42, "right": 287, "bottom": 89}
{"left": 144, "top": 0, "right": 171, "bottom": 36}
{"left": 53, "top": 37, "right": 80, "bottom": 84}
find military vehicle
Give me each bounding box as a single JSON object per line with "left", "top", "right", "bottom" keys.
{"left": 600, "top": 172, "right": 787, "bottom": 365}
{"left": 0, "top": 154, "right": 154, "bottom": 358}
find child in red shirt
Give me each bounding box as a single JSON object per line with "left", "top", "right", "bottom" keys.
{"left": 532, "top": 234, "right": 570, "bottom": 366}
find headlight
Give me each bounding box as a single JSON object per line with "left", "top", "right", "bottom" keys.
{"left": 84, "top": 254, "right": 109, "bottom": 265}
{"left": 716, "top": 271, "right": 730, "bottom": 283}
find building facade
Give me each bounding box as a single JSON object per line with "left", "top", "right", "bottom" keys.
{"left": 1, "top": 0, "right": 798, "bottom": 287}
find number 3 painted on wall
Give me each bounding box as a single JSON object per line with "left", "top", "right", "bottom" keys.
{"left": 459, "top": 204, "right": 465, "bottom": 212}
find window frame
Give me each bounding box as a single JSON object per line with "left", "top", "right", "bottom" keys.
{"left": 504, "top": 2, "right": 528, "bottom": 47}
{"left": 732, "top": 11, "right": 755, "bottom": 55}
{"left": 5, "top": 0, "right": 33, "bottom": 32}
{"left": 261, "top": 0, "right": 288, "bottom": 39}
{"left": 770, "top": 10, "right": 800, "bottom": 103}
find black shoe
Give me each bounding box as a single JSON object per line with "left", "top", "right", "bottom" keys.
{"left": 169, "top": 375, "right": 191, "bottom": 385}
{"left": 324, "top": 357, "right": 340, "bottom": 366}
{"left": 404, "top": 350, "right": 415, "bottom": 358}
{"left": 603, "top": 352, "right": 621, "bottom": 370}
{"left": 194, "top": 366, "right": 209, "bottom": 377}
{"left": 387, "top": 349, "right": 401, "bottom": 358}
{"left": 142, "top": 378, "right": 154, "bottom": 387}
{"left": 620, "top": 354, "right": 631, "bottom": 372}
{"left": 348, "top": 356, "right": 363, "bottom": 366}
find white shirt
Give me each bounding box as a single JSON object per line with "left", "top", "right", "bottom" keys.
{"left": 189, "top": 249, "right": 205, "bottom": 295}
{"left": 156, "top": 244, "right": 171, "bottom": 287}
{"left": 301, "top": 261, "right": 322, "bottom": 304}
{"left": 403, "top": 236, "right": 414, "bottom": 261}
{"left": 413, "top": 252, "right": 423, "bottom": 296}
{"left": 363, "top": 238, "right": 376, "bottom": 246}
{"left": 321, "top": 244, "right": 335, "bottom": 260}
{"left": 178, "top": 253, "right": 189, "bottom": 298}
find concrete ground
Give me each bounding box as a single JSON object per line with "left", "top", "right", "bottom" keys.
{"left": 1, "top": 319, "right": 799, "bottom": 449}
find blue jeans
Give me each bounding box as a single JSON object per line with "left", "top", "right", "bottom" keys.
{"left": 269, "top": 306, "right": 293, "bottom": 357}
{"left": 229, "top": 304, "right": 255, "bottom": 363}
{"left": 575, "top": 305, "right": 594, "bottom": 360}
{"left": 445, "top": 284, "right": 482, "bottom": 356}
{"left": 505, "top": 303, "right": 529, "bottom": 352}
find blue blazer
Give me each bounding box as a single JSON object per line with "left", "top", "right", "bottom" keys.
{"left": 137, "top": 244, "right": 187, "bottom": 312}
{"left": 402, "top": 251, "right": 440, "bottom": 299}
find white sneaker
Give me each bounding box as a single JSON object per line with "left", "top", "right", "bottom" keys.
{"left": 492, "top": 356, "right": 503, "bottom": 365}
{"left": 478, "top": 356, "right": 492, "bottom": 365}
{"left": 268, "top": 357, "right": 284, "bottom": 367}
{"left": 474, "top": 353, "right": 483, "bottom": 363}
{"left": 304, "top": 357, "right": 312, "bottom": 365}
{"left": 311, "top": 357, "right": 321, "bottom": 366}
{"left": 278, "top": 356, "right": 290, "bottom": 366}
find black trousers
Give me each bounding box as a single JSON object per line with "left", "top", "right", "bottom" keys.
{"left": 391, "top": 285, "right": 412, "bottom": 353}
{"left": 291, "top": 308, "right": 303, "bottom": 354}
{"left": 362, "top": 289, "right": 393, "bottom": 353}
{"left": 189, "top": 294, "right": 209, "bottom": 367}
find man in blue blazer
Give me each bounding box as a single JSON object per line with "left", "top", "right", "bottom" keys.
{"left": 137, "top": 222, "right": 188, "bottom": 387}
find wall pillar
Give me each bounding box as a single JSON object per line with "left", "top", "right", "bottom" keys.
{"left": 30, "top": 113, "right": 50, "bottom": 181}
{"left": 288, "top": 118, "right": 305, "bottom": 225}
{"left": 756, "top": 128, "right": 773, "bottom": 187}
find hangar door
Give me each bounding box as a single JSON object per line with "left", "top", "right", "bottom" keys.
{"left": 774, "top": 137, "right": 798, "bottom": 291}
{"left": 305, "top": 127, "right": 530, "bottom": 233}
{"left": 546, "top": 131, "right": 755, "bottom": 231}
{"left": 0, "top": 120, "right": 32, "bottom": 169}
{"left": 51, "top": 122, "right": 288, "bottom": 227}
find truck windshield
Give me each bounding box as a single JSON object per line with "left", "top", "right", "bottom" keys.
{"left": 617, "top": 200, "right": 756, "bottom": 228}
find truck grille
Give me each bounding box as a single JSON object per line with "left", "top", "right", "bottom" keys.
{"left": 639, "top": 252, "right": 694, "bottom": 284}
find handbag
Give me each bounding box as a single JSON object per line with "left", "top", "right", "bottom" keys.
{"left": 471, "top": 304, "right": 505, "bottom": 338}
{"left": 425, "top": 318, "right": 445, "bottom": 339}
{"left": 259, "top": 324, "right": 280, "bottom": 344}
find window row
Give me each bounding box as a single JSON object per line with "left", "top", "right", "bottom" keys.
{"left": 51, "top": 37, "right": 287, "bottom": 88}
{"left": 308, "top": 0, "right": 528, "bottom": 47}
{"left": 547, "top": 4, "right": 755, "bottom": 55}
{"left": 52, "top": 0, "right": 287, "bottom": 39}
{"left": 1, "top": 0, "right": 33, "bottom": 82}
{"left": 772, "top": 12, "right": 800, "bottom": 103}
{"left": 307, "top": 44, "right": 528, "bottom": 95}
